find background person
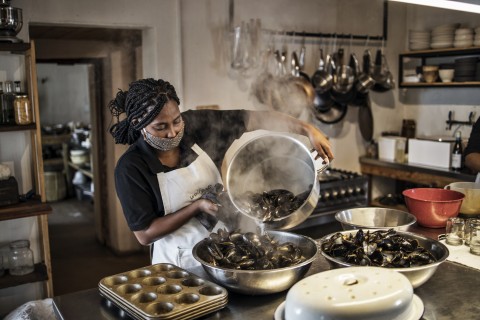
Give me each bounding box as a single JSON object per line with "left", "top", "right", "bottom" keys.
{"left": 464, "top": 116, "right": 480, "bottom": 182}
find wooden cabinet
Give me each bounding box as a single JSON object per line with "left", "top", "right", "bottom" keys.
{"left": 398, "top": 47, "right": 480, "bottom": 88}
{"left": 359, "top": 156, "right": 477, "bottom": 210}
{"left": 0, "top": 42, "right": 53, "bottom": 298}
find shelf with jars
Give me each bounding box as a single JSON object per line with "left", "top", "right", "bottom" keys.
{"left": 0, "top": 41, "right": 53, "bottom": 297}
{"left": 398, "top": 47, "right": 480, "bottom": 88}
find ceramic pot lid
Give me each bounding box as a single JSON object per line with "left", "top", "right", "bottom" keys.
{"left": 280, "top": 266, "right": 424, "bottom": 320}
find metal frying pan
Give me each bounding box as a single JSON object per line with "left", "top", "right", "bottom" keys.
{"left": 358, "top": 94, "right": 374, "bottom": 141}
{"left": 312, "top": 97, "right": 348, "bottom": 124}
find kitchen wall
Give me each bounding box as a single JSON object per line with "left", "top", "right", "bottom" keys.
{"left": 9, "top": 0, "right": 477, "bottom": 246}
{"left": 15, "top": 0, "right": 480, "bottom": 172}
{"left": 402, "top": 6, "right": 480, "bottom": 140}
{"left": 37, "top": 63, "right": 91, "bottom": 126}
{"left": 2, "top": 0, "right": 478, "bottom": 311}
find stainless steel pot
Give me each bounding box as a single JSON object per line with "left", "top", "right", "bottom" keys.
{"left": 226, "top": 133, "right": 329, "bottom": 230}
{"left": 0, "top": 0, "right": 22, "bottom": 38}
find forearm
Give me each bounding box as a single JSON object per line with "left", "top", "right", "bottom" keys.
{"left": 245, "top": 110, "right": 333, "bottom": 161}
{"left": 245, "top": 110, "right": 307, "bottom": 135}
{"left": 465, "top": 153, "right": 480, "bottom": 173}
{"left": 133, "top": 200, "right": 207, "bottom": 245}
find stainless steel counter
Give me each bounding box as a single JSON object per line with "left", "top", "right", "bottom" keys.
{"left": 52, "top": 223, "right": 480, "bottom": 320}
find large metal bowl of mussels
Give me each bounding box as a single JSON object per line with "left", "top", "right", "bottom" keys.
{"left": 192, "top": 230, "right": 318, "bottom": 295}
{"left": 319, "top": 229, "right": 449, "bottom": 288}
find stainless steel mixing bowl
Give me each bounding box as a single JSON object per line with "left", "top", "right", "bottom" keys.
{"left": 335, "top": 207, "right": 417, "bottom": 231}
{"left": 192, "top": 231, "right": 318, "bottom": 295}
{"left": 319, "top": 229, "right": 449, "bottom": 288}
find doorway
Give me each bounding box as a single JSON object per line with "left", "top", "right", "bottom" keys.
{"left": 37, "top": 58, "right": 108, "bottom": 242}
{"left": 29, "top": 25, "right": 143, "bottom": 248}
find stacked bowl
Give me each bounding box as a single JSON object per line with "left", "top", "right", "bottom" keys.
{"left": 475, "top": 27, "right": 480, "bottom": 47}
{"left": 431, "top": 24, "right": 457, "bottom": 49}
{"left": 409, "top": 30, "right": 430, "bottom": 51}
{"left": 454, "top": 57, "right": 478, "bottom": 82}
{"left": 454, "top": 28, "right": 474, "bottom": 48}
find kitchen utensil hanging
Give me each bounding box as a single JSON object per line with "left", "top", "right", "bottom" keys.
{"left": 358, "top": 94, "right": 374, "bottom": 141}
{"left": 371, "top": 39, "right": 394, "bottom": 92}
{"left": 312, "top": 98, "right": 348, "bottom": 124}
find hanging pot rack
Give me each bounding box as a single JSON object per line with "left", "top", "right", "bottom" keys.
{"left": 229, "top": 0, "right": 388, "bottom": 42}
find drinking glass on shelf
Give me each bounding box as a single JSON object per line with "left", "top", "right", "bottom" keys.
{"left": 468, "top": 221, "right": 480, "bottom": 256}
{"left": 464, "top": 218, "right": 480, "bottom": 246}
{"left": 445, "top": 217, "right": 464, "bottom": 246}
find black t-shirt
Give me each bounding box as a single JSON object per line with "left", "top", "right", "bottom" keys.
{"left": 114, "top": 109, "right": 248, "bottom": 231}
{"left": 465, "top": 116, "right": 480, "bottom": 157}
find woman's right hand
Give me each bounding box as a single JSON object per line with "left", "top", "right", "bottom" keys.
{"left": 196, "top": 199, "right": 219, "bottom": 216}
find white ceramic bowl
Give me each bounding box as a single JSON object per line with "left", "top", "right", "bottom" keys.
{"left": 439, "top": 69, "right": 455, "bottom": 82}
{"left": 277, "top": 267, "right": 424, "bottom": 320}
{"left": 70, "top": 149, "right": 90, "bottom": 165}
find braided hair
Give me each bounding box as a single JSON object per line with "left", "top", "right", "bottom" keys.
{"left": 108, "top": 78, "right": 180, "bottom": 145}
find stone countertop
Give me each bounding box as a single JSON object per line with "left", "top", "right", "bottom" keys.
{"left": 52, "top": 223, "right": 480, "bottom": 320}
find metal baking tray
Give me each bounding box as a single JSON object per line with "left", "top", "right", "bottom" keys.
{"left": 98, "top": 263, "right": 228, "bottom": 320}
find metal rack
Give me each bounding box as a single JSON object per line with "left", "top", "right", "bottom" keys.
{"left": 228, "top": 0, "right": 388, "bottom": 42}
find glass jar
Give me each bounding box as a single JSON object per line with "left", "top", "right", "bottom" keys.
{"left": 9, "top": 240, "right": 34, "bottom": 276}
{"left": 1, "top": 81, "right": 16, "bottom": 124}
{"left": 0, "top": 254, "right": 4, "bottom": 277}
{"left": 14, "top": 94, "right": 33, "bottom": 125}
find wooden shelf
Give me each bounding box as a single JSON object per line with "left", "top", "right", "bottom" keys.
{"left": 0, "top": 42, "right": 31, "bottom": 53}
{"left": 0, "top": 263, "right": 48, "bottom": 290}
{"left": 400, "top": 46, "right": 480, "bottom": 57}
{"left": 41, "top": 133, "right": 71, "bottom": 146}
{"left": 398, "top": 46, "right": 480, "bottom": 88}
{"left": 0, "top": 40, "right": 54, "bottom": 298}
{"left": 68, "top": 162, "right": 93, "bottom": 179}
{"left": 0, "top": 123, "right": 36, "bottom": 132}
{"left": 400, "top": 81, "right": 480, "bottom": 88}
{"left": 0, "top": 198, "right": 52, "bottom": 221}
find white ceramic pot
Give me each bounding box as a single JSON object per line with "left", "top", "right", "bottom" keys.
{"left": 445, "top": 182, "right": 480, "bottom": 215}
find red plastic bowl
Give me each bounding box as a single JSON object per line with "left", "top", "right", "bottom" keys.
{"left": 402, "top": 188, "right": 465, "bottom": 228}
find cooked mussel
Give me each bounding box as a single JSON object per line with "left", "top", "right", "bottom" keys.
{"left": 321, "top": 228, "right": 438, "bottom": 268}
{"left": 240, "top": 188, "right": 310, "bottom": 222}
{"left": 202, "top": 229, "right": 306, "bottom": 270}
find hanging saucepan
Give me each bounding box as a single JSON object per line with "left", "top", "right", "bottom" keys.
{"left": 330, "top": 51, "right": 357, "bottom": 105}
{"left": 372, "top": 49, "right": 394, "bottom": 92}
{"left": 358, "top": 93, "right": 374, "bottom": 141}
{"left": 226, "top": 133, "right": 330, "bottom": 230}
{"left": 311, "top": 50, "right": 333, "bottom": 94}
{"left": 292, "top": 51, "right": 310, "bottom": 82}
{"left": 355, "top": 50, "right": 375, "bottom": 94}
{"left": 312, "top": 97, "right": 348, "bottom": 124}
{"left": 332, "top": 48, "right": 354, "bottom": 94}
{"left": 350, "top": 51, "right": 374, "bottom": 107}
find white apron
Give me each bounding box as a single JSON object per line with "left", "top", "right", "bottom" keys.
{"left": 152, "top": 144, "right": 225, "bottom": 269}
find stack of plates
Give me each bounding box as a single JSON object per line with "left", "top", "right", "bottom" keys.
{"left": 409, "top": 30, "right": 430, "bottom": 51}
{"left": 431, "top": 24, "right": 457, "bottom": 49}
{"left": 454, "top": 57, "right": 478, "bottom": 82}
{"left": 98, "top": 264, "right": 228, "bottom": 320}
{"left": 475, "top": 27, "right": 480, "bottom": 47}
{"left": 454, "top": 28, "right": 474, "bottom": 48}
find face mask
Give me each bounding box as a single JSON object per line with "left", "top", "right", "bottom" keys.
{"left": 142, "top": 123, "right": 184, "bottom": 151}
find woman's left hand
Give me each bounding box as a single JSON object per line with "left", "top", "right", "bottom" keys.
{"left": 304, "top": 123, "right": 334, "bottom": 163}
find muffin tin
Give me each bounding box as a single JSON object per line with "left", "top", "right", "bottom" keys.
{"left": 99, "top": 263, "right": 228, "bottom": 320}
